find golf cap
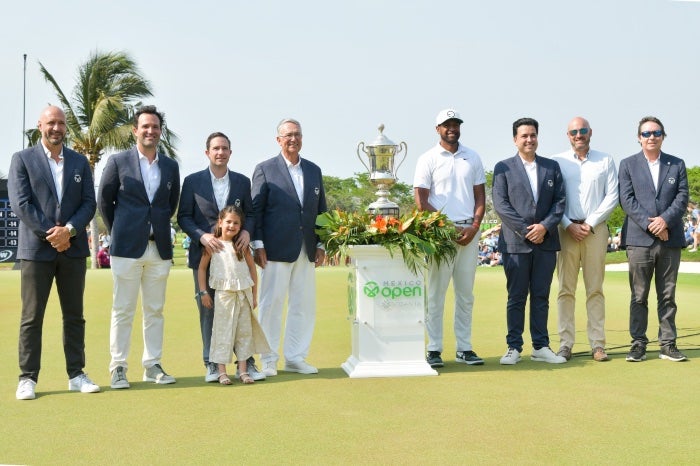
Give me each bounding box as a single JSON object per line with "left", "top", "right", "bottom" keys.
{"left": 435, "top": 109, "right": 463, "bottom": 126}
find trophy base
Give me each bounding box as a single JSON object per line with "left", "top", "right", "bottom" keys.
{"left": 368, "top": 200, "right": 399, "bottom": 218}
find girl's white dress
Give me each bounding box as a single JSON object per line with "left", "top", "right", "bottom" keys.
{"left": 209, "top": 241, "right": 270, "bottom": 364}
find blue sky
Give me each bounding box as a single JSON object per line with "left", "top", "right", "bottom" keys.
{"left": 1, "top": 0, "right": 698, "bottom": 185}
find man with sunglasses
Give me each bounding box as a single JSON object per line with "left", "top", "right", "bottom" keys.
{"left": 619, "top": 116, "right": 689, "bottom": 362}
{"left": 552, "top": 117, "right": 618, "bottom": 363}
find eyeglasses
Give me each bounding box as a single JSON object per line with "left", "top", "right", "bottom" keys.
{"left": 568, "top": 128, "right": 590, "bottom": 136}
{"left": 640, "top": 130, "right": 663, "bottom": 138}
{"left": 279, "top": 132, "right": 302, "bottom": 140}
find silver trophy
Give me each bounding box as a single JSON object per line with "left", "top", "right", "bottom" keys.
{"left": 356, "top": 124, "right": 407, "bottom": 217}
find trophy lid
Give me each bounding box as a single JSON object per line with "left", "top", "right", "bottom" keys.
{"left": 368, "top": 124, "right": 396, "bottom": 147}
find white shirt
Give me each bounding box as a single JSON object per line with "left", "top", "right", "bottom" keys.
{"left": 519, "top": 156, "right": 539, "bottom": 203}
{"left": 210, "top": 169, "right": 230, "bottom": 211}
{"left": 552, "top": 149, "right": 619, "bottom": 228}
{"left": 284, "top": 157, "right": 304, "bottom": 203}
{"left": 138, "top": 150, "right": 161, "bottom": 203}
{"left": 645, "top": 156, "right": 661, "bottom": 192}
{"left": 42, "top": 142, "right": 64, "bottom": 202}
{"left": 413, "top": 142, "right": 486, "bottom": 221}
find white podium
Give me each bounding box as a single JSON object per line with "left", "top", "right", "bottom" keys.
{"left": 341, "top": 245, "right": 437, "bottom": 378}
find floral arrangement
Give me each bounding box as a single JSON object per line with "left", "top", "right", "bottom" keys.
{"left": 316, "top": 209, "right": 458, "bottom": 274}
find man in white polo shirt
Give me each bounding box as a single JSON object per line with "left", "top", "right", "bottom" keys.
{"left": 413, "top": 108, "right": 486, "bottom": 368}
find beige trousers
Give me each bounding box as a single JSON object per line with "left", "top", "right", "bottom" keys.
{"left": 556, "top": 224, "right": 609, "bottom": 350}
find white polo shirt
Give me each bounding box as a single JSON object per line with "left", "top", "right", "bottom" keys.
{"left": 413, "top": 142, "right": 486, "bottom": 221}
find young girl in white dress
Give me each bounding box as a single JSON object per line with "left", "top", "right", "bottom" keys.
{"left": 198, "top": 206, "right": 270, "bottom": 384}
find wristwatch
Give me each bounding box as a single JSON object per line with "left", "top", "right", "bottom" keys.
{"left": 67, "top": 225, "right": 77, "bottom": 237}
{"left": 195, "top": 290, "right": 208, "bottom": 298}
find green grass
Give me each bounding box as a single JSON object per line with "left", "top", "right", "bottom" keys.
{"left": 1, "top": 265, "right": 699, "bottom": 465}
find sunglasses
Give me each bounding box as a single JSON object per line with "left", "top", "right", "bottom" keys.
{"left": 568, "top": 128, "right": 590, "bottom": 136}
{"left": 640, "top": 130, "right": 663, "bottom": 138}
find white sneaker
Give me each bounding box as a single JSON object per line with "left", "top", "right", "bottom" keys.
{"left": 16, "top": 378, "right": 36, "bottom": 400}
{"left": 500, "top": 347, "right": 522, "bottom": 365}
{"left": 247, "top": 362, "right": 267, "bottom": 381}
{"left": 204, "top": 362, "right": 219, "bottom": 383}
{"left": 262, "top": 361, "right": 277, "bottom": 377}
{"left": 143, "top": 364, "right": 176, "bottom": 384}
{"left": 68, "top": 373, "right": 100, "bottom": 393}
{"left": 284, "top": 360, "right": 319, "bottom": 374}
{"left": 531, "top": 346, "right": 567, "bottom": 364}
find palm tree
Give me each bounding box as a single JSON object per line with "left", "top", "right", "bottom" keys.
{"left": 31, "top": 50, "right": 179, "bottom": 268}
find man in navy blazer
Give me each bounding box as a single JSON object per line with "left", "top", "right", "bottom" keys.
{"left": 492, "top": 118, "right": 566, "bottom": 365}
{"left": 9, "top": 106, "right": 99, "bottom": 399}
{"left": 98, "top": 105, "right": 181, "bottom": 388}
{"left": 252, "top": 118, "right": 327, "bottom": 376}
{"left": 177, "top": 131, "right": 264, "bottom": 381}
{"left": 619, "top": 116, "right": 689, "bottom": 362}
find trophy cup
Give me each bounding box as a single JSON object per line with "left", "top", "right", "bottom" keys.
{"left": 356, "top": 124, "right": 407, "bottom": 217}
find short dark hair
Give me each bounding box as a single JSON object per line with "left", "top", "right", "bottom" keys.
{"left": 206, "top": 132, "right": 231, "bottom": 150}
{"left": 133, "top": 105, "right": 165, "bottom": 128}
{"left": 513, "top": 117, "right": 539, "bottom": 136}
{"left": 637, "top": 116, "right": 667, "bottom": 137}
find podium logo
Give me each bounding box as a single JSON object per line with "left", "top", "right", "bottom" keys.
{"left": 362, "top": 281, "right": 422, "bottom": 299}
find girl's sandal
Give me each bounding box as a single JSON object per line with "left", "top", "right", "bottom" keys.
{"left": 218, "top": 373, "right": 232, "bottom": 385}
{"left": 239, "top": 372, "right": 254, "bottom": 384}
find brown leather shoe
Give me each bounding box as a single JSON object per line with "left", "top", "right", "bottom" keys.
{"left": 592, "top": 347, "right": 609, "bottom": 362}
{"left": 557, "top": 346, "right": 572, "bottom": 361}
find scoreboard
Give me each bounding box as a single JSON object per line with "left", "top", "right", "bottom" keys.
{"left": 0, "top": 179, "right": 19, "bottom": 263}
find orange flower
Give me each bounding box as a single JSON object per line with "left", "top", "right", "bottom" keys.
{"left": 371, "top": 215, "right": 388, "bottom": 233}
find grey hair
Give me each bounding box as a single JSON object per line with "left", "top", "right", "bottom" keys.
{"left": 277, "top": 118, "right": 302, "bottom": 136}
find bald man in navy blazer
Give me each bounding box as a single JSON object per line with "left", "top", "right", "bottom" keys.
{"left": 252, "top": 118, "right": 327, "bottom": 376}
{"left": 99, "top": 105, "right": 180, "bottom": 388}
{"left": 493, "top": 118, "right": 566, "bottom": 365}
{"left": 9, "top": 106, "right": 99, "bottom": 400}
{"left": 619, "top": 116, "right": 689, "bottom": 363}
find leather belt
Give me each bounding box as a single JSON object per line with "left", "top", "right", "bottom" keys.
{"left": 570, "top": 219, "right": 595, "bottom": 234}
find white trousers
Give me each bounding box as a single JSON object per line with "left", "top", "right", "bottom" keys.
{"left": 425, "top": 237, "right": 479, "bottom": 353}
{"left": 258, "top": 247, "right": 316, "bottom": 364}
{"left": 109, "top": 242, "right": 171, "bottom": 372}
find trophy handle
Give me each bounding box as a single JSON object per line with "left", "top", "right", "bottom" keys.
{"left": 356, "top": 142, "right": 371, "bottom": 173}
{"left": 393, "top": 141, "right": 408, "bottom": 176}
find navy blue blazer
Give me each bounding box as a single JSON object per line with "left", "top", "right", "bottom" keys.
{"left": 98, "top": 148, "right": 180, "bottom": 260}
{"left": 8, "top": 144, "right": 96, "bottom": 261}
{"left": 492, "top": 154, "right": 565, "bottom": 253}
{"left": 619, "top": 151, "right": 688, "bottom": 249}
{"left": 251, "top": 154, "right": 327, "bottom": 263}
{"left": 177, "top": 168, "right": 254, "bottom": 269}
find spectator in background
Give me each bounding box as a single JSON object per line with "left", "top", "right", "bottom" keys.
{"left": 97, "top": 242, "right": 111, "bottom": 269}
